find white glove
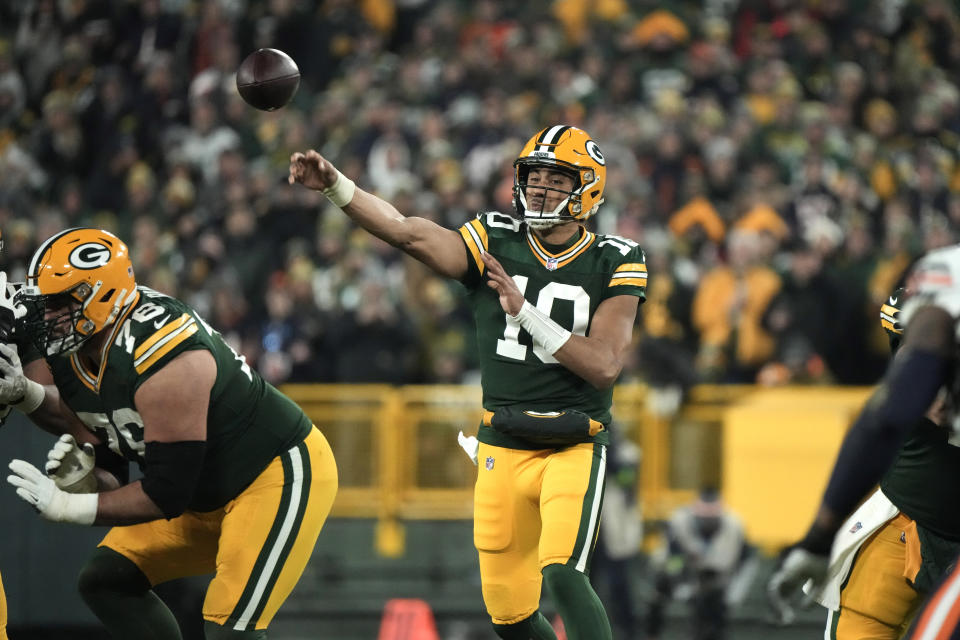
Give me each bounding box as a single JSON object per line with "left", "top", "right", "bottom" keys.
{"left": 7, "top": 459, "right": 98, "bottom": 525}
{"left": 0, "top": 271, "right": 26, "bottom": 325}
{"left": 457, "top": 430, "right": 479, "bottom": 466}
{"left": 0, "top": 342, "right": 44, "bottom": 412}
{"left": 766, "top": 546, "right": 829, "bottom": 626}
{"left": 45, "top": 434, "right": 97, "bottom": 493}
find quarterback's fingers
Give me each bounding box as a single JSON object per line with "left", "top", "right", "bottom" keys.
{"left": 59, "top": 433, "right": 77, "bottom": 446}
{"left": 44, "top": 461, "right": 61, "bottom": 475}
{"left": 82, "top": 443, "right": 96, "bottom": 457}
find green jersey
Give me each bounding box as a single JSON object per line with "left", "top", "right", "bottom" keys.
{"left": 46, "top": 287, "right": 311, "bottom": 511}
{"left": 881, "top": 418, "right": 960, "bottom": 540}
{"left": 458, "top": 212, "right": 646, "bottom": 447}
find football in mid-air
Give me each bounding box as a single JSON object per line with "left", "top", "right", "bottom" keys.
{"left": 236, "top": 48, "right": 301, "bottom": 111}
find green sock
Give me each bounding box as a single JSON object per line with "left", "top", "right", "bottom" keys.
{"left": 204, "top": 620, "right": 267, "bottom": 639}
{"left": 542, "top": 563, "right": 612, "bottom": 640}
{"left": 492, "top": 610, "right": 558, "bottom": 639}
{"left": 78, "top": 547, "right": 183, "bottom": 640}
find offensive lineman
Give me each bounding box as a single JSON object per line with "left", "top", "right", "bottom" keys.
{"left": 3, "top": 228, "right": 338, "bottom": 639}
{"left": 289, "top": 125, "right": 646, "bottom": 640}
{"left": 767, "top": 244, "right": 960, "bottom": 639}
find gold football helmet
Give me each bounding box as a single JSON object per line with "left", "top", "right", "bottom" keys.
{"left": 880, "top": 287, "right": 905, "bottom": 353}
{"left": 20, "top": 228, "right": 138, "bottom": 355}
{"left": 513, "top": 125, "right": 606, "bottom": 228}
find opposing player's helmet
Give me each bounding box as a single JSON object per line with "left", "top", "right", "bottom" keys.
{"left": 513, "top": 125, "right": 606, "bottom": 229}
{"left": 20, "top": 228, "right": 137, "bottom": 356}
{"left": 880, "top": 287, "right": 905, "bottom": 353}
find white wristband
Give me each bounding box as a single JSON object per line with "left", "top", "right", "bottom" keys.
{"left": 513, "top": 300, "right": 572, "bottom": 355}
{"left": 321, "top": 170, "right": 356, "bottom": 208}
{"left": 14, "top": 379, "right": 44, "bottom": 414}
{"left": 49, "top": 490, "right": 98, "bottom": 525}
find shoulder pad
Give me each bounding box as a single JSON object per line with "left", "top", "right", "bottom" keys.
{"left": 901, "top": 245, "right": 960, "bottom": 324}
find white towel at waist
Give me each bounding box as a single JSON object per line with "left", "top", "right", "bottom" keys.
{"left": 805, "top": 488, "right": 900, "bottom": 611}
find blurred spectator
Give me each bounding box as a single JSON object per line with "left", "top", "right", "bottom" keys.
{"left": 646, "top": 488, "right": 756, "bottom": 640}
{"left": 591, "top": 428, "right": 643, "bottom": 640}
{"left": 692, "top": 230, "right": 781, "bottom": 382}
{"left": 0, "top": 1, "right": 958, "bottom": 389}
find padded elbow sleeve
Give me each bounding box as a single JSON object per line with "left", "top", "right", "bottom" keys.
{"left": 141, "top": 441, "right": 205, "bottom": 519}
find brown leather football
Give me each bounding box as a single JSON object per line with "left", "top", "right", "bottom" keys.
{"left": 236, "top": 48, "right": 301, "bottom": 111}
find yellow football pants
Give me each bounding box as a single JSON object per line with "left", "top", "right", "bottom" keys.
{"left": 474, "top": 441, "right": 607, "bottom": 624}
{"left": 100, "top": 427, "right": 337, "bottom": 631}
{"left": 828, "top": 513, "right": 923, "bottom": 640}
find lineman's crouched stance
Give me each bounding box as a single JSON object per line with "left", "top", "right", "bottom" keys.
{"left": 5, "top": 228, "right": 338, "bottom": 638}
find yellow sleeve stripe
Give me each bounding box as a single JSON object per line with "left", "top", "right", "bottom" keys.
{"left": 134, "top": 313, "right": 193, "bottom": 360}
{"left": 615, "top": 262, "right": 647, "bottom": 273}
{"left": 458, "top": 218, "right": 488, "bottom": 275}
{"left": 609, "top": 277, "right": 647, "bottom": 287}
{"left": 134, "top": 321, "right": 198, "bottom": 374}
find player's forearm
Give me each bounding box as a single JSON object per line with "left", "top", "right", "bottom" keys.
{"left": 341, "top": 187, "right": 424, "bottom": 247}
{"left": 341, "top": 188, "right": 466, "bottom": 278}
{"left": 23, "top": 384, "right": 76, "bottom": 436}
{"left": 93, "top": 480, "right": 167, "bottom": 526}
{"left": 554, "top": 335, "right": 623, "bottom": 389}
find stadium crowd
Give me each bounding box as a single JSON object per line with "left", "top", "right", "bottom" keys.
{"left": 0, "top": 0, "right": 958, "bottom": 389}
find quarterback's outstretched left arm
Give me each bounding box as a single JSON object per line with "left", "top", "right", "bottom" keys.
{"left": 289, "top": 150, "right": 469, "bottom": 280}
{"left": 482, "top": 251, "right": 639, "bottom": 389}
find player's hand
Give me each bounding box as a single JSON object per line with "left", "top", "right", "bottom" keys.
{"left": 7, "top": 459, "right": 98, "bottom": 524}
{"left": 45, "top": 434, "right": 97, "bottom": 493}
{"left": 766, "top": 545, "right": 829, "bottom": 626}
{"left": 288, "top": 150, "right": 339, "bottom": 191}
{"left": 457, "top": 431, "right": 479, "bottom": 465}
{"left": 0, "top": 342, "right": 30, "bottom": 405}
{"left": 481, "top": 252, "right": 525, "bottom": 316}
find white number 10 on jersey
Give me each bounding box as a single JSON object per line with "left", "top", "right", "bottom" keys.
{"left": 496, "top": 275, "right": 590, "bottom": 363}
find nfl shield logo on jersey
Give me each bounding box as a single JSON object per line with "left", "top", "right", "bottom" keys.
{"left": 485, "top": 456, "right": 495, "bottom": 470}
{"left": 546, "top": 258, "right": 559, "bottom": 271}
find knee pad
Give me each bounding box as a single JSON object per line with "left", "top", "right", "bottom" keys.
{"left": 77, "top": 546, "right": 150, "bottom": 600}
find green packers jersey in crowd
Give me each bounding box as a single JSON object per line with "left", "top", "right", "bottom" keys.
{"left": 44, "top": 287, "right": 311, "bottom": 512}
{"left": 458, "top": 212, "right": 646, "bottom": 447}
